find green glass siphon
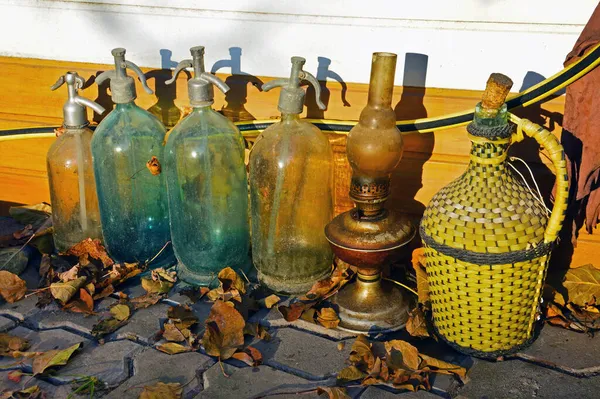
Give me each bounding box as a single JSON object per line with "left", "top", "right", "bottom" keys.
{"left": 91, "top": 48, "right": 175, "bottom": 268}
{"left": 164, "top": 46, "right": 250, "bottom": 285}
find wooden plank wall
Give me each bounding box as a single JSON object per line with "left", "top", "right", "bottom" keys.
{"left": 0, "top": 56, "right": 595, "bottom": 269}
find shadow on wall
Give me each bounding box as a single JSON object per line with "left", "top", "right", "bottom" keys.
{"left": 145, "top": 49, "right": 188, "bottom": 128}
{"left": 510, "top": 71, "right": 571, "bottom": 289}
{"left": 305, "top": 57, "right": 351, "bottom": 118}
{"left": 211, "top": 47, "right": 263, "bottom": 121}
{"left": 388, "top": 53, "right": 432, "bottom": 224}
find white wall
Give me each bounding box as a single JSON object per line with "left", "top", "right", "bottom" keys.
{"left": 0, "top": 0, "right": 597, "bottom": 90}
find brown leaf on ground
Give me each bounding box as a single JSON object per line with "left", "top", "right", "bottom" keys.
{"left": 7, "top": 370, "right": 23, "bottom": 383}
{"left": 217, "top": 267, "right": 246, "bottom": 294}
{"left": 32, "top": 342, "right": 81, "bottom": 375}
{"left": 0, "top": 271, "right": 27, "bottom": 303}
{"left": 258, "top": 294, "right": 280, "bottom": 309}
{"left": 64, "top": 238, "right": 113, "bottom": 267}
{"left": 130, "top": 293, "right": 163, "bottom": 309}
{"left": 93, "top": 285, "right": 114, "bottom": 301}
{"left": 411, "top": 248, "right": 429, "bottom": 304}
{"left": 38, "top": 254, "right": 52, "bottom": 279}
{"left": 139, "top": 381, "right": 182, "bottom": 399}
{"left": 243, "top": 322, "right": 271, "bottom": 341}
{"left": 232, "top": 345, "right": 262, "bottom": 367}
{"left": 0, "top": 384, "right": 45, "bottom": 399}
{"left": 406, "top": 306, "right": 430, "bottom": 338}
{"left": 146, "top": 156, "right": 162, "bottom": 176}
{"left": 0, "top": 333, "right": 30, "bottom": 356}
{"left": 64, "top": 288, "right": 95, "bottom": 315}
{"left": 162, "top": 323, "right": 187, "bottom": 342}
{"left": 156, "top": 342, "right": 191, "bottom": 355}
{"left": 317, "top": 307, "right": 340, "bottom": 329}
{"left": 317, "top": 387, "right": 351, "bottom": 399}
{"left": 57, "top": 264, "right": 80, "bottom": 282}
{"left": 141, "top": 277, "right": 173, "bottom": 294}
{"left": 101, "top": 262, "right": 143, "bottom": 288}
{"left": 278, "top": 300, "right": 317, "bottom": 322}
{"left": 201, "top": 300, "right": 245, "bottom": 360}
{"left": 340, "top": 335, "right": 467, "bottom": 391}
{"left": 167, "top": 305, "right": 198, "bottom": 329}
{"left": 337, "top": 365, "right": 367, "bottom": 382}
{"left": 50, "top": 276, "right": 87, "bottom": 304}
{"left": 9, "top": 203, "right": 51, "bottom": 227}
{"left": 563, "top": 264, "right": 600, "bottom": 307}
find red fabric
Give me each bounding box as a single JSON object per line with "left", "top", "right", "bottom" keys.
{"left": 562, "top": 3, "right": 600, "bottom": 238}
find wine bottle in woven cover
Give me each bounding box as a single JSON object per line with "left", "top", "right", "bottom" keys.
{"left": 420, "top": 73, "right": 569, "bottom": 358}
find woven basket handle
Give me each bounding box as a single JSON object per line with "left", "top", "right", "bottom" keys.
{"left": 510, "top": 116, "right": 569, "bottom": 244}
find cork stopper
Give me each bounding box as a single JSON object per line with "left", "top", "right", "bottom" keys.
{"left": 481, "top": 73, "right": 513, "bottom": 110}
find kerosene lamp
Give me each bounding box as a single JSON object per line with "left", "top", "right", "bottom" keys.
{"left": 325, "top": 52, "right": 415, "bottom": 333}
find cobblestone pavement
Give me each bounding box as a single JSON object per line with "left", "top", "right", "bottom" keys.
{"left": 2, "top": 218, "right": 600, "bottom": 398}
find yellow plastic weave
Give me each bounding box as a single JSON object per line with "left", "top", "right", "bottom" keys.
{"left": 421, "top": 115, "right": 568, "bottom": 355}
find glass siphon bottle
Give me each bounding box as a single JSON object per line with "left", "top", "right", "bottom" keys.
{"left": 164, "top": 46, "right": 250, "bottom": 285}
{"left": 91, "top": 48, "right": 175, "bottom": 268}
{"left": 250, "top": 57, "right": 333, "bottom": 294}
{"left": 47, "top": 72, "right": 105, "bottom": 252}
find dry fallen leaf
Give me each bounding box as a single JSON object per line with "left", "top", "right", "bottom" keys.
{"left": 146, "top": 156, "right": 162, "bottom": 176}
{"left": 317, "top": 386, "right": 351, "bottom": 399}
{"left": 32, "top": 342, "right": 81, "bottom": 375}
{"left": 163, "top": 323, "right": 187, "bottom": 342}
{"left": 64, "top": 238, "right": 113, "bottom": 267}
{"left": 339, "top": 335, "right": 467, "bottom": 391}
{"left": 202, "top": 300, "right": 245, "bottom": 360}
{"left": 50, "top": 276, "right": 87, "bottom": 304}
{"left": 91, "top": 317, "right": 129, "bottom": 339}
{"left": 0, "top": 271, "right": 27, "bottom": 303}
{"left": 110, "top": 303, "right": 132, "bottom": 321}
{"left": 259, "top": 294, "right": 281, "bottom": 309}
{"left": 130, "top": 293, "right": 163, "bottom": 309}
{"left": 412, "top": 248, "right": 430, "bottom": 304}
{"left": 156, "top": 342, "right": 191, "bottom": 355}
{"left": 139, "top": 381, "right": 182, "bottom": 399}
{"left": 317, "top": 307, "right": 340, "bottom": 329}
{"left": 58, "top": 264, "right": 80, "bottom": 282}
{"left": 232, "top": 346, "right": 262, "bottom": 367}
{"left": 7, "top": 370, "right": 23, "bottom": 383}
{"left": 64, "top": 288, "right": 95, "bottom": 315}
{"left": 218, "top": 267, "right": 246, "bottom": 295}
{"left": 167, "top": 305, "right": 198, "bottom": 329}
{"left": 0, "top": 333, "right": 30, "bottom": 356}
{"left": 563, "top": 264, "right": 600, "bottom": 307}
{"left": 406, "top": 306, "right": 430, "bottom": 338}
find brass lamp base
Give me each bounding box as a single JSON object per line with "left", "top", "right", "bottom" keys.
{"left": 334, "top": 271, "right": 410, "bottom": 333}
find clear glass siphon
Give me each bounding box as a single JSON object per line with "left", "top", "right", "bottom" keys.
{"left": 91, "top": 49, "right": 175, "bottom": 268}
{"left": 47, "top": 72, "right": 104, "bottom": 252}
{"left": 250, "top": 57, "right": 333, "bottom": 294}
{"left": 164, "top": 46, "right": 250, "bottom": 285}
{"left": 48, "top": 127, "right": 103, "bottom": 251}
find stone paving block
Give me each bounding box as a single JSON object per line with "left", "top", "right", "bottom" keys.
{"left": 111, "top": 302, "right": 171, "bottom": 343}
{"left": 197, "top": 363, "right": 324, "bottom": 399}
{"left": 522, "top": 325, "right": 600, "bottom": 369}
{"left": 457, "top": 357, "right": 600, "bottom": 399}
{"left": 0, "top": 371, "right": 71, "bottom": 398}
{"left": 0, "top": 327, "right": 87, "bottom": 371}
{"left": 249, "top": 307, "right": 357, "bottom": 340}
{"left": 361, "top": 386, "right": 440, "bottom": 398}
{"left": 54, "top": 339, "right": 144, "bottom": 387}
{"left": 251, "top": 327, "right": 352, "bottom": 380}
{"left": 0, "top": 316, "right": 15, "bottom": 332}
{"left": 0, "top": 295, "right": 41, "bottom": 322}
{"left": 27, "top": 297, "right": 117, "bottom": 336}
{"left": 108, "top": 347, "right": 213, "bottom": 399}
